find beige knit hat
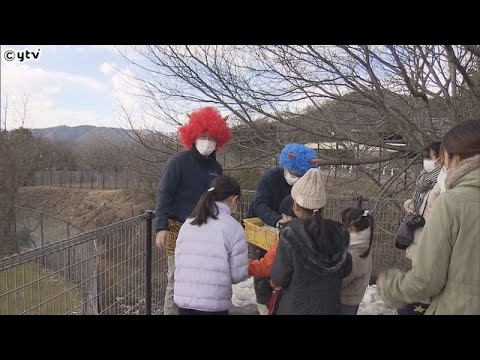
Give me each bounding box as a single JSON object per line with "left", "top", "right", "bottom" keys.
{"left": 291, "top": 168, "right": 326, "bottom": 210}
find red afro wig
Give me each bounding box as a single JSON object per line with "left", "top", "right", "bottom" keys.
{"left": 178, "top": 106, "right": 232, "bottom": 151}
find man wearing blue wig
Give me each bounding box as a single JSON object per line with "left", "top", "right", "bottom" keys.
{"left": 245, "top": 143, "right": 320, "bottom": 314}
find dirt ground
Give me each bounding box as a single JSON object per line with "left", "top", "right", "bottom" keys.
{"left": 17, "top": 187, "right": 155, "bottom": 231}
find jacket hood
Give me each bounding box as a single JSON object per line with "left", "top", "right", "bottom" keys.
{"left": 446, "top": 154, "right": 480, "bottom": 190}
{"left": 282, "top": 218, "right": 350, "bottom": 272}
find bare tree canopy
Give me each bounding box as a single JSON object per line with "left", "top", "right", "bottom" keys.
{"left": 115, "top": 45, "right": 479, "bottom": 197}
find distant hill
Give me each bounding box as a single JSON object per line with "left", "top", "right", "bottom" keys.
{"left": 30, "top": 125, "right": 133, "bottom": 145}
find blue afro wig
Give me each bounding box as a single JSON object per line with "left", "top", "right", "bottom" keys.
{"left": 279, "top": 143, "right": 318, "bottom": 176}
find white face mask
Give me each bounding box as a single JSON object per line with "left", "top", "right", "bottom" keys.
{"left": 423, "top": 159, "right": 436, "bottom": 172}
{"left": 437, "top": 166, "right": 448, "bottom": 193}
{"left": 284, "top": 170, "right": 299, "bottom": 186}
{"left": 349, "top": 228, "right": 371, "bottom": 249}
{"left": 196, "top": 139, "right": 217, "bottom": 156}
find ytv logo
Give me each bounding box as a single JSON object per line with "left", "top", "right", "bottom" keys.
{"left": 3, "top": 48, "right": 41, "bottom": 62}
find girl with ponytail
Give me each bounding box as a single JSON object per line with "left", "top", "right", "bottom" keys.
{"left": 189, "top": 176, "right": 240, "bottom": 226}
{"left": 270, "top": 169, "right": 352, "bottom": 315}
{"left": 340, "top": 208, "right": 374, "bottom": 315}
{"left": 174, "top": 175, "right": 248, "bottom": 315}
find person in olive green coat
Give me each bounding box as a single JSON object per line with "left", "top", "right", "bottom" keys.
{"left": 377, "top": 119, "right": 480, "bottom": 315}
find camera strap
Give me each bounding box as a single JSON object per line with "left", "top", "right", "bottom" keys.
{"left": 420, "top": 190, "right": 432, "bottom": 217}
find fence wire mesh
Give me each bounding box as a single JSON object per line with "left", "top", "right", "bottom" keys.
{"left": 1, "top": 193, "right": 408, "bottom": 314}
{"left": 0, "top": 214, "right": 167, "bottom": 315}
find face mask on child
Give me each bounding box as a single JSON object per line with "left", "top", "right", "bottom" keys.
{"left": 349, "top": 227, "right": 371, "bottom": 253}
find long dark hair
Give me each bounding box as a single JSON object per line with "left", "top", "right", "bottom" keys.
{"left": 423, "top": 141, "right": 441, "bottom": 159}
{"left": 189, "top": 175, "right": 241, "bottom": 226}
{"left": 341, "top": 208, "right": 374, "bottom": 258}
{"left": 442, "top": 119, "right": 480, "bottom": 161}
{"left": 300, "top": 206, "right": 337, "bottom": 257}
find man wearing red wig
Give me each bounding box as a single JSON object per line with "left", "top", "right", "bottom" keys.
{"left": 155, "top": 106, "right": 232, "bottom": 315}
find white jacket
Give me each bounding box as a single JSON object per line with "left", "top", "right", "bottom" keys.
{"left": 404, "top": 182, "right": 441, "bottom": 262}
{"left": 174, "top": 202, "right": 249, "bottom": 312}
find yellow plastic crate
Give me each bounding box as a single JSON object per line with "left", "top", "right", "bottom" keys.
{"left": 243, "top": 217, "right": 279, "bottom": 251}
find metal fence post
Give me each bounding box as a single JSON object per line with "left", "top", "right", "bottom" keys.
{"left": 334, "top": 142, "right": 338, "bottom": 178}
{"left": 40, "top": 212, "right": 44, "bottom": 247}
{"left": 145, "top": 210, "right": 154, "bottom": 315}
{"left": 356, "top": 195, "right": 364, "bottom": 209}
{"left": 13, "top": 206, "right": 17, "bottom": 237}
{"left": 13, "top": 207, "right": 19, "bottom": 254}
{"left": 67, "top": 222, "right": 72, "bottom": 282}
{"left": 378, "top": 146, "right": 382, "bottom": 182}
{"left": 41, "top": 211, "right": 48, "bottom": 270}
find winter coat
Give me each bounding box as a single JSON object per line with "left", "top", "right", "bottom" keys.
{"left": 249, "top": 221, "right": 293, "bottom": 278}
{"left": 245, "top": 167, "right": 292, "bottom": 304}
{"left": 246, "top": 167, "right": 292, "bottom": 227}
{"left": 174, "top": 202, "right": 249, "bottom": 312}
{"left": 404, "top": 182, "right": 441, "bottom": 262}
{"left": 270, "top": 218, "right": 352, "bottom": 315}
{"left": 341, "top": 228, "right": 372, "bottom": 306}
{"left": 249, "top": 240, "right": 278, "bottom": 278}
{"left": 155, "top": 147, "right": 222, "bottom": 233}
{"left": 379, "top": 155, "right": 480, "bottom": 315}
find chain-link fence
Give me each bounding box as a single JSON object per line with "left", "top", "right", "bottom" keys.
{"left": 0, "top": 206, "right": 84, "bottom": 259}
{"left": 0, "top": 212, "right": 166, "bottom": 315}
{"left": 33, "top": 170, "right": 156, "bottom": 191}
{"left": 1, "top": 193, "right": 408, "bottom": 315}
{"left": 322, "top": 195, "right": 408, "bottom": 280}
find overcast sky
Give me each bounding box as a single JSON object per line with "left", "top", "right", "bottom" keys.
{"left": 0, "top": 45, "right": 169, "bottom": 131}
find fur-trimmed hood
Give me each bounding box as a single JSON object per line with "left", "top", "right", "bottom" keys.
{"left": 446, "top": 154, "right": 480, "bottom": 190}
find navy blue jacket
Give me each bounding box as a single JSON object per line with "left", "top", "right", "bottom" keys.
{"left": 245, "top": 166, "right": 292, "bottom": 304}
{"left": 246, "top": 167, "right": 292, "bottom": 227}
{"left": 155, "top": 147, "right": 222, "bottom": 232}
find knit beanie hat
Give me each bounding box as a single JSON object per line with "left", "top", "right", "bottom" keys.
{"left": 291, "top": 168, "right": 326, "bottom": 210}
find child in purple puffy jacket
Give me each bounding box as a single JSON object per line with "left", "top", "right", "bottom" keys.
{"left": 174, "top": 175, "right": 249, "bottom": 315}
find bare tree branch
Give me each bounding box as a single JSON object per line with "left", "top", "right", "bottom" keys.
{"left": 115, "top": 45, "right": 479, "bottom": 199}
